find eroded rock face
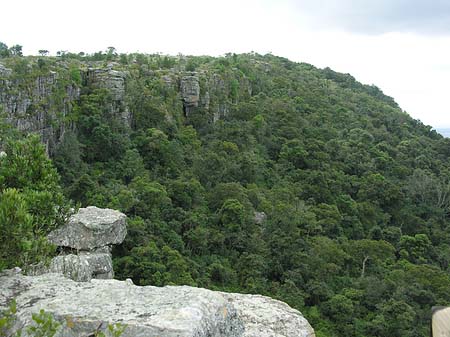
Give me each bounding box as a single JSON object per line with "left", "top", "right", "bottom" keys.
{"left": 254, "top": 211, "right": 267, "bottom": 225}
{"left": 84, "top": 65, "right": 131, "bottom": 125}
{"left": 48, "top": 252, "right": 114, "bottom": 282}
{"left": 180, "top": 73, "right": 200, "bottom": 115}
{"left": 85, "top": 66, "right": 127, "bottom": 101}
{"left": 0, "top": 62, "right": 79, "bottom": 152}
{"left": 0, "top": 271, "right": 244, "bottom": 337}
{"left": 48, "top": 206, "right": 127, "bottom": 251}
{"left": 0, "top": 271, "right": 315, "bottom": 337}
{"left": 222, "top": 293, "right": 315, "bottom": 337}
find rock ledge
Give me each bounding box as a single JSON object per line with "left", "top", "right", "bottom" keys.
{"left": 0, "top": 271, "right": 315, "bottom": 337}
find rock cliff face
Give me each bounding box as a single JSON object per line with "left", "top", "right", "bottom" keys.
{"left": 0, "top": 62, "right": 79, "bottom": 151}
{"left": 0, "top": 59, "right": 253, "bottom": 152}
{"left": 0, "top": 270, "right": 315, "bottom": 337}
{"left": 180, "top": 73, "right": 201, "bottom": 115}
{"left": 0, "top": 61, "right": 130, "bottom": 152}
{"left": 84, "top": 64, "right": 131, "bottom": 124}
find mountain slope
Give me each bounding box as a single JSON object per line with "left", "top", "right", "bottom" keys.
{"left": 1, "top": 51, "right": 450, "bottom": 337}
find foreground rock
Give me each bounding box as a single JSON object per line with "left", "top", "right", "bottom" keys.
{"left": 0, "top": 271, "right": 315, "bottom": 337}
{"left": 48, "top": 206, "right": 127, "bottom": 251}
{"left": 222, "top": 293, "right": 315, "bottom": 337}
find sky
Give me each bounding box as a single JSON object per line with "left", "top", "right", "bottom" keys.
{"left": 1, "top": 0, "right": 450, "bottom": 128}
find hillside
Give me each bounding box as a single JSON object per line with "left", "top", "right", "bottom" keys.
{"left": 1, "top": 49, "right": 450, "bottom": 337}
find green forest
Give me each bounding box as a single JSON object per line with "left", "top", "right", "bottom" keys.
{"left": 1, "top": 45, "right": 450, "bottom": 337}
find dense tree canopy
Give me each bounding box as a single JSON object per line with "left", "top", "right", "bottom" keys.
{"left": 0, "top": 130, "right": 71, "bottom": 270}
{"left": 1, "top": 49, "right": 450, "bottom": 336}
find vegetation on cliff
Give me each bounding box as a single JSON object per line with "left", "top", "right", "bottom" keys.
{"left": 1, "top": 45, "right": 450, "bottom": 337}
{"left": 0, "top": 128, "right": 71, "bottom": 270}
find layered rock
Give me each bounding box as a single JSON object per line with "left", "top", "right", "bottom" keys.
{"left": 180, "top": 73, "right": 200, "bottom": 115}
{"left": 84, "top": 64, "right": 131, "bottom": 124}
{"left": 85, "top": 65, "right": 127, "bottom": 102}
{"left": 48, "top": 252, "right": 114, "bottom": 282}
{"left": 48, "top": 206, "right": 127, "bottom": 251}
{"left": 0, "top": 270, "right": 315, "bottom": 337}
{"left": 40, "top": 207, "right": 127, "bottom": 281}
{"left": 222, "top": 293, "right": 315, "bottom": 337}
{"left": 0, "top": 62, "right": 79, "bottom": 152}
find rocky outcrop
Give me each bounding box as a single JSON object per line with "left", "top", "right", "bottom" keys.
{"left": 1, "top": 59, "right": 255, "bottom": 152}
{"left": 38, "top": 207, "right": 127, "bottom": 282}
{"left": 48, "top": 252, "right": 114, "bottom": 282}
{"left": 84, "top": 64, "right": 131, "bottom": 125}
{"left": 0, "top": 270, "right": 315, "bottom": 337}
{"left": 180, "top": 73, "right": 200, "bottom": 115}
{"left": 0, "top": 62, "right": 79, "bottom": 152}
{"left": 222, "top": 293, "right": 315, "bottom": 337}
{"left": 254, "top": 211, "right": 267, "bottom": 225}
{"left": 85, "top": 65, "right": 126, "bottom": 101}
{"left": 48, "top": 206, "right": 127, "bottom": 251}
{"left": 0, "top": 61, "right": 132, "bottom": 153}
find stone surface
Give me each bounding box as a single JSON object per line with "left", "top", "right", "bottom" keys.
{"left": 254, "top": 211, "right": 267, "bottom": 225}
{"left": 85, "top": 66, "right": 127, "bottom": 102}
{"left": 0, "top": 271, "right": 245, "bottom": 337}
{"left": 180, "top": 73, "right": 200, "bottom": 115}
{"left": 0, "top": 271, "right": 315, "bottom": 337}
{"left": 0, "top": 62, "right": 79, "bottom": 153}
{"left": 84, "top": 65, "right": 131, "bottom": 125}
{"left": 48, "top": 206, "right": 127, "bottom": 251}
{"left": 222, "top": 293, "right": 315, "bottom": 337}
{"left": 48, "top": 252, "right": 114, "bottom": 282}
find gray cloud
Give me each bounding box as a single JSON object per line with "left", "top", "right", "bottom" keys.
{"left": 293, "top": 0, "right": 450, "bottom": 35}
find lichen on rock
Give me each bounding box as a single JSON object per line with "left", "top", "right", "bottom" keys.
{"left": 0, "top": 270, "right": 315, "bottom": 337}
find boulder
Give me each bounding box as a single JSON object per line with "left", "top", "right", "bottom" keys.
{"left": 0, "top": 271, "right": 315, "bottom": 337}
{"left": 48, "top": 252, "right": 114, "bottom": 282}
{"left": 222, "top": 293, "right": 315, "bottom": 337}
{"left": 254, "top": 211, "right": 267, "bottom": 225}
{"left": 48, "top": 206, "right": 127, "bottom": 251}
{"left": 0, "top": 271, "right": 244, "bottom": 337}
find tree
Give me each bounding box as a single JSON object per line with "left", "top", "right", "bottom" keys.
{"left": 399, "top": 234, "right": 431, "bottom": 263}
{"left": 0, "top": 134, "right": 71, "bottom": 270}
{"left": 345, "top": 239, "right": 395, "bottom": 278}
{"left": 9, "top": 44, "right": 22, "bottom": 56}
{"left": 0, "top": 41, "right": 10, "bottom": 57}
{"left": 38, "top": 50, "right": 49, "bottom": 56}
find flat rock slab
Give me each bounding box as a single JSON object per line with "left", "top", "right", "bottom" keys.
{"left": 48, "top": 206, "right": 127, "bottom": 250}
{"left": 222, "top": 293, "right": 315, "bottom": 337}
{"left": 0, "top": 271, "right": 243, "bottom": 337}
{"left": 0, "top": 271, "right": 315, "bottom": 337}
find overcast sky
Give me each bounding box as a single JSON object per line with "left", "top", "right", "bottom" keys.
{"left": 2, "top": 0, "right": 449, "bottom": 128}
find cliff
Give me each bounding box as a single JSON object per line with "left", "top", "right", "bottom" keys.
{"left": 0, "top": 56, "right": 250, "bottom": 152}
